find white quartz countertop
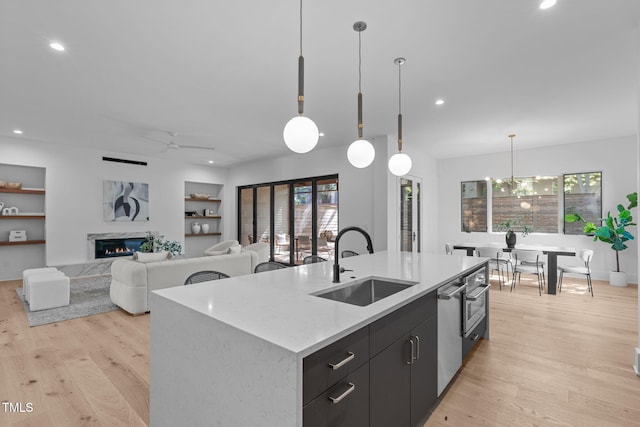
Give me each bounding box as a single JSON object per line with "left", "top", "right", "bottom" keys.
{"left": 152, "top": 251, "right": 486, "bottom": 357}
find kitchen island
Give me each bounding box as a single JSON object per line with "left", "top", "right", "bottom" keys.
{"left": 149, "top": 251, "right": 488, "bottom": 427}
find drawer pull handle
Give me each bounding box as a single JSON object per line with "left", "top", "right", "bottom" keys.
{"left": 328, "top": 352, "right": 355, "bottom": 370}
{"left": 328, "top": 383, "right": 355, "bottom": 404}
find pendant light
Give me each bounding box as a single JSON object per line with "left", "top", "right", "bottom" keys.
{"left": 347, "top": 21, "right": 375, "bottom": 168}
{"left": 509, "top": 133, "right": 516, "bottom": 193}
{"left": 388, "top": 57, "right": 412, "bottom": 176}
{"left": 283, "top": 0, "right": 319, "bottom": 154}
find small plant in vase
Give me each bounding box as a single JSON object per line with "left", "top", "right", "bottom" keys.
{"left": 565, "top": 192, "right": 637, "bottom": 286}
{"left": 495, "top": 217, "right": 532, "bottom": 248}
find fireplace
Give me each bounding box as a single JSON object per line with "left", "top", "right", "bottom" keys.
{"left": 95, "top": 237, "right": 146, "bottom": 259}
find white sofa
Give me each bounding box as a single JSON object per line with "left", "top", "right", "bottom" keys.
{"left": 110, "top": 251, "right": 259, "bottom": 315}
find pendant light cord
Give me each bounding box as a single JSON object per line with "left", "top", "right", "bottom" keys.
{"left": 397, "top": 60, "right": 403, "bottom": 152}
{"left": 357, "top": 27, "right": 363, "bottom": 138}
{"left": 297, "top": 0, "right": 304, "bottom": 115}
{"left": 299, "top": 0, "right": 303, "bottom": 56}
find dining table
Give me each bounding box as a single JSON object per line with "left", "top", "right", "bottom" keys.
{"left": 452, "top": 242, "right": 576, "bottom": 295}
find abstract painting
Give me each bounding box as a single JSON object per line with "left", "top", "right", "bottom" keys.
{"left": 103, "top": 180, "right": 149, "bottom": 221}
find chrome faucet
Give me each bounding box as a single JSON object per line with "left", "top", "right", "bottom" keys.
{"left": 333, "top": 226, "right": 374, "bottom": 283}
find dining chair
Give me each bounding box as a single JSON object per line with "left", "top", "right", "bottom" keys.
{"left": 303, "top": 255, "right": 327, "bottom": 264}
{"left": 341, "top": 250, "right": 359, "bottom": 258}
{"left": 254, "top": 261, "right": 289, "bottom": 273}
{"left": 184, "top": 270, "right": 230, "bottom": 285}
{"left": 475, "top": 247, "right": 512, "bottom": 291}
{"left": 444, "top": 243, "right": 454, "bottom": 255}
{"left": 558, "top": 249, "right": 594, "bottom": 297}
{"left": 511, "top": 249, "right": 545, "bottom": 295}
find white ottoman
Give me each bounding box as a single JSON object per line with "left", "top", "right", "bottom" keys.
{"left": 23, "top": 267, "right": 59, "bottom": 302}
{"left": 29, "top": 273, "right": 70, "bottom": 311}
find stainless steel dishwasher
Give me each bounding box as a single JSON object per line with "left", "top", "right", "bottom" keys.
{"left": 437, "top": 278, "right": 466, "bottom": 396}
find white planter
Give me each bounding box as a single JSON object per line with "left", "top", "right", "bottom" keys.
{"left": 609, "top": 271, "right": 628, "bottom": 287}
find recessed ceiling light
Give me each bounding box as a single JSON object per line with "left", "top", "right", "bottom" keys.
{"left": 13, "top": 129, "right": 23, "bottom": 135}
{"left": 49, "top": 41, "right": 65, "bottom": 51}
{"left": 319, "top": 132, "right": 325, "bottom": 137}
{"left": 208, "top": 160, "right": 214, "bottom": 164}
{"left": 539, "top": 0, "right": 557, "bottom": 10}
{"left": 435, "top": 99, "right": 445, "bottom": 106}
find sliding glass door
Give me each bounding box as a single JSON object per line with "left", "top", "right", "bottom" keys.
{"left": 238, "top": 175, "right": 338, "bottom": 265}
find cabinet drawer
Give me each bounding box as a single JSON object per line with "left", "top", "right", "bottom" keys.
{"left": 303, "top": 325, "right": 369, "bottom": 404}
{"left": 303, "top": 362, "right": 369, "bottom": 427}
{"left": 369, "top": 291, "right": 436, "bottom": 357}
{"left": 462, "top": 317, "right": 486, "bottom": 360}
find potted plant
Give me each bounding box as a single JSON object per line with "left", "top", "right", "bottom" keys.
{"left": 139, "top": 231, "right": 183, "bottom": 257}
{"left": 496, "top": 217, "right": 532, "bottom": 248}
{"left": 565, "top": 192, "right": 637, "bottom": 286}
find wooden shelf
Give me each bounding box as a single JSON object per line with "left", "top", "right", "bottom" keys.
{"left": 0, "top": 215, "right": 45, "bottom": 219}
{"left": 0, "top": 240, "right": 46, "bottom": 246}
{"left": 185, "top": 198, "right": 221, "bottom": 203}
{"left": 185, "top": 233, "right": 222, "bottom": 237}
{"left": 185, "top": 215, "right": 221, "bottom": 219}
{"left": 0, "top": 188, "right": 45, "bottom": 195}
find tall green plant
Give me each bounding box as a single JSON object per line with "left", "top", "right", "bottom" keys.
{"left": 565, "top": 192, "right": 637, "bottom": 272}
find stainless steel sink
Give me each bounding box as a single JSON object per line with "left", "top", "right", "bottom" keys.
{"left": 314, "top": 278, "right": 416, "bottom": 306}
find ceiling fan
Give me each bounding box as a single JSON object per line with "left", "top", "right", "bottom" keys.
{"left": 145, "top": 131, "right": 216, "bottom": 152}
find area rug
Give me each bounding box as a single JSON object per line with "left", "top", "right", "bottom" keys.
{"left": 15, "top": 275, "right": 119, "bottom": 327}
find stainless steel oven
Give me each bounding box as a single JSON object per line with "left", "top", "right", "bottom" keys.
{"left": 462, "top": 265, "right": 489, "bottom": 338}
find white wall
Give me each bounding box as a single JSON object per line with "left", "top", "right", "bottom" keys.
{"left": 226, "top": 137, "right": 390, "bottom": 255}
{"left": 1, "top": 136, "right": 228, "bottom": 278}
{"left": 437, "top": 136, "right": 639, "bottom": 283}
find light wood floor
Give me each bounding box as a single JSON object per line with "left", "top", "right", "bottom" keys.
{"left": 0, "top": 276, "right": 638, "bottom": 426}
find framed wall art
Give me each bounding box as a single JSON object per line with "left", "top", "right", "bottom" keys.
{"left": 103, "top": 180, "right": 149, "bottom": 221}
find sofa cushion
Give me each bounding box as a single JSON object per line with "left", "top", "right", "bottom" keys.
{"left": 227, "top": 244, "right": 242, "bottom": 254}
{"left": 134, "top": 251, "right": 170, "bottom": 263}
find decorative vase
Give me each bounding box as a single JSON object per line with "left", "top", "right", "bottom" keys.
{"left": 609, "top": 271, "right": 628, "bottom": 287}
{"left": 505, "top": 230, "right": 516, "bottom": 248}
{"left": 201, "top": 223, "right": 210, "bottom": 234}
{"left": 191, "top": 222, "right": 201, "bottom": 234}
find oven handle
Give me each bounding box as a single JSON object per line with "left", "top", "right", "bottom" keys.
{"left": 465, "top": 285, "right": 490, "bottom": 301}
{"left": 438, "top": 284, "right": 467, "bottom": 300}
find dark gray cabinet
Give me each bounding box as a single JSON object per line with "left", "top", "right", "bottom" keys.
{"left": 303, "top": 291, "right": 437, "bottom": 427}
{"left": 370, "top": 291, "right": 437, "bottom": 427}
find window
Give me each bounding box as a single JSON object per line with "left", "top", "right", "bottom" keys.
{"left": 461, "top": 180, "right": 487, "bottom": 232}
{"left": 563, "top": 172, "right": 602, "bottom": 235}
{"left": 492, "top": 176, "right": 559, "bottom": 233}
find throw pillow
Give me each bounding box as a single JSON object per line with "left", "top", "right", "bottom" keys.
{"left": 133, "top": 251, "right": 170, "bottom": 263}
{"left": 227, "top": 244, "right": 242, "bottom": 254}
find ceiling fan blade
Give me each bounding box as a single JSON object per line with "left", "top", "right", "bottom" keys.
{"left": 179, "top": 144, "right": 216, "bottom": 151}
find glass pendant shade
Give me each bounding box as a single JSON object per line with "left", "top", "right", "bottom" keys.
{"left": 283, "top": 115, "right": 319, "bottom": 153}
{"left": 347, "top": 138, "right": 375, "bottom": 168}
{"left": 388, "top": 152, "right": 412, "bottom": 176}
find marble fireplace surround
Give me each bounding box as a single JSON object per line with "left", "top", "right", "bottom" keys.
{"left": 87, "top": 231, "right": 152, "bottom": 260}
{"left": 56, "top": 231, "right": 154, "bottom": 278}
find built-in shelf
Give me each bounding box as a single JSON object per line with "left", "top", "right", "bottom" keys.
{"left": 184, "top": 215, "right": 222, "bottom": 219}
{"left": 0, "top": 215, "right": 45, "bottom": 219}
{"left": 184, "top": 198, "right": 221, "bottom": 203}
{"left": 0, "top": 188, "right": 45, "bottom": 195}
{"left": 185, "top": 232, "right": 222, "bottom": 237}
{"left": 0, "top": 240, "right": 46, "bottom": 246}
